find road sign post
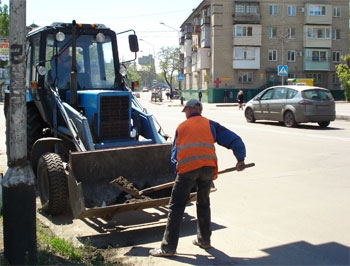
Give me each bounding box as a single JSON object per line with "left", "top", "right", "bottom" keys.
{"left": 278, "top": 65, "right": 288, "bottom": 85}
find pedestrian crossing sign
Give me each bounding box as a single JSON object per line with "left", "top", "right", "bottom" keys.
{"left": 278, "top": 65, "right": 288, "bottom": 76}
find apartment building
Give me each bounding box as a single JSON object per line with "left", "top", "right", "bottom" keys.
{"left": 179, "top": 0, "right": 349, "bottom": 102}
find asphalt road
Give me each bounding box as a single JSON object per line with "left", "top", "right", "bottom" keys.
{"left": 1, "top": 95, "right": 350, "bottom": 265}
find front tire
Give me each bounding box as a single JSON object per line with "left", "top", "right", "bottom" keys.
{"left": 37, "top": 153, "right": 68, "bottom": 215}
{"left": 245, "top": 108, "right": 256, "bottom": 123}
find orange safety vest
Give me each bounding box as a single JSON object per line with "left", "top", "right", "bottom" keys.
{"left": 176, "top": 116, "right": 218, "bottom": 179}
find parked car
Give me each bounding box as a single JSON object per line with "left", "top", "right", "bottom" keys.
{"left": 244, "top": 85, "right": 336, "bottom": 128}
{"left": 132, "top": 91, "right": 140, "bottom": 98}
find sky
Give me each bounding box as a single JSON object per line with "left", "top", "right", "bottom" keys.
{"left": 2, "top": 0, "right": 203, "bottom": 58}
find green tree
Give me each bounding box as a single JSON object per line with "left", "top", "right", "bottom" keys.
{"left": 157, "top": 46, "right": 180, "bottom": 95}
{"left": 0, "top": 3, "right": 9, "bottom": 37}
{"left": 125, "top": 62, "right": 141, "bottom": 89}
{"left": 0, "top": 3, "right": 9, "bottom": 68}
{"left": 335, "top": 54, "right": 350, "bottom": 101}
{"left": 138, "top": 63, "right": 156, "bottom": 89}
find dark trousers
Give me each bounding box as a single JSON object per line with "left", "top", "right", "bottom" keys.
{"left": 160, "top": 166, "right": 214, "bottom": 252}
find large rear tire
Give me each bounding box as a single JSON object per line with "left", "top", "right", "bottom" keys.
{"left": 27, "top": 102, "right": 46, "bottom": 159}
{"left": 37, "top": 153, "right": 68, "bottom": 215}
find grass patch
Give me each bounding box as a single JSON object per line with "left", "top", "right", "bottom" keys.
{"left": 1, "top": 216, "right": 112, "bottom": 265}
{"left": 36, "top": 222, "right": 85, "bottom": 264}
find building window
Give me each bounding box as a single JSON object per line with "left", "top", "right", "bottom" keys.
{"left": 333, "top": 7, "right": 341, "bottom": 17}
{"left": 332, "top": 73, "right": 340, "bottom": 84}
{"left": 269, "top": 5, "right": 277, "bottom": 16}
{"left": 309, "top": 5, "right": 326, "bottom": 16}
{"left": 332, "top": 29, "right": 341, "bottom": 40}
{"left": 287, "top": 50, "right": 296, "bottom": 62}
{"left": 306, "top": 73, "right": 323, "bottom": 84}
{"left": 288, "top": 73, "right": 296, "bottom": 79}
{"left": 287, "top": 28, "right": 296, "bottom": 39}
{"left": 307, "top": 27, "right": 330, "bottom": 39}
{"left": 247, "top": 5, "right": 258, "bottom": 13}
{"left": 238, "top": 72, "right": 253, "bottom": 83}
{"left": 311, "top": 50, "right": 327, "bottom": 61}
{"left": 287, "top": 6, "right": 296, "bottom": 16}
{"left": 332, "top": 51, "right": 341, "bottom": 62}
{"left": 234, "top": 47, "right": 255, "bottom": 60}
{"left": 235, "top": 4, "right": 259, "bottom": 14}
{"left": 235, "top": 4, "right": 245, "bottom": 13}
{"left": 268, "top": 27, "right": 277, "bottom": 38}
{"left": 235, "top": 26, "right": 252, "bottom": 37}
{"left": 268, "top": 50, "right": 277, "bottom": 61}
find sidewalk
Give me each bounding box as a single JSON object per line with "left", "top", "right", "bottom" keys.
{"left": 335, "top": 101, "right": 350, "bottom": 121}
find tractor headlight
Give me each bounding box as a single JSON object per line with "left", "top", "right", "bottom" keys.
{"left": 56, "top": 31, "right": 65, "bottom": 42}
{"left": 96, "top": 33, "right": 105, "bottom": 43}
{"left": 37, "top": 66, "right": 47, "bottom": 76}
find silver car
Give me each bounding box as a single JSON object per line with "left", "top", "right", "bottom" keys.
{"left": 244, "top": 85, "right": 336, "bottom": 128}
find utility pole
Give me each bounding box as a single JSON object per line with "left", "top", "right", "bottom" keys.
{"left": 2, "top": 0, "right": 37, "bottom": 264}
{"left": 281, "top": 0, "right": 286, "bottom": 85}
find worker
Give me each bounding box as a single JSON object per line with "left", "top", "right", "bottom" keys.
{"left": 50, "top": 47, "right": 72, "bottom": 89}
{"left": 149, "top": 99, "right": 246, "bottom": 257}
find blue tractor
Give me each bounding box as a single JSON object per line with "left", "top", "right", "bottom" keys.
{"left": 5, "top": 21, "right": 191, "bottom": 220}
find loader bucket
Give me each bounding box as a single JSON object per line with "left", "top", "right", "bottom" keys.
{"left": 68, "top": 143, "right": 178, "bottom": 219}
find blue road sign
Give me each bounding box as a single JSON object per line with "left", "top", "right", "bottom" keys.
{"left": 278, "top": 65, "right": 288, "bottom": 76}
{"left": 177, "top": 73, "right": 184, "bottom": 81}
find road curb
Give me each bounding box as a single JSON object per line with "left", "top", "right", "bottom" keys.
{"left": 336, "top": 115, "right": 350, "bottom": 121}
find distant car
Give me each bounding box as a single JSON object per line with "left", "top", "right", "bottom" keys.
{"left": 132, "top": 91, "right": 140, "bottom": 98}
{"left": 142, "top": 87, "right": 149, "bottom": 92}
{"left": 244, "top": 85, "right": 336, "bottom": 128}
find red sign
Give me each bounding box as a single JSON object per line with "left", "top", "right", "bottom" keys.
{"left": 213, "top": 77, "right": 221, "bottom": 88}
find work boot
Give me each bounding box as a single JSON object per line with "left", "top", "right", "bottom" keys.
{"left": 192, "top": 239, "right": 211, "bottom": 249}
{"left": 149, "top": 248, "right": 176, "bottom": 257}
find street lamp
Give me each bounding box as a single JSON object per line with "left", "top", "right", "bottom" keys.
{"left": 160, "top": 22, "right": 180, "bottom": 37}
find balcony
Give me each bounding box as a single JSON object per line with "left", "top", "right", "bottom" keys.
{"left": 233, "top": 12, "right": 260, "bottom": 24}
{"left": 200, "top": 16, "right": 210, "bottom": 26}
{"left": 197, "top": 48, "right": 211, "bottom": 69}
{"left": 305, "top": 4, "right": 332, "bottom": 25}
{"left": 303, "top": 49, "right": 330, "bottom": 71}
{"left": 179, "top": 36, "right": 185, "bottom": 45}
{"left": 232, "top": 47, "right": 260, "bottom": 69}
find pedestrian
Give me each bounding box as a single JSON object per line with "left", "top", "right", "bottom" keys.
{"left": 149, "top": 99, "right": 246, "bottom": 257}
{"left": 237, "top": 90, "right": 244, "bottom": 110}
{"left": 224, "top": 89, "right": 228, "bottom": 103}
{"left": 198, "top": 90, "right": 202, "bottom": 102}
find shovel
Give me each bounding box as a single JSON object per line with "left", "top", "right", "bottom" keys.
{"left": 110, "top": 176, "right": 144, "bottom": 199}
{"left": 138, "top": 162, "right": 255, "bottom": 195}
